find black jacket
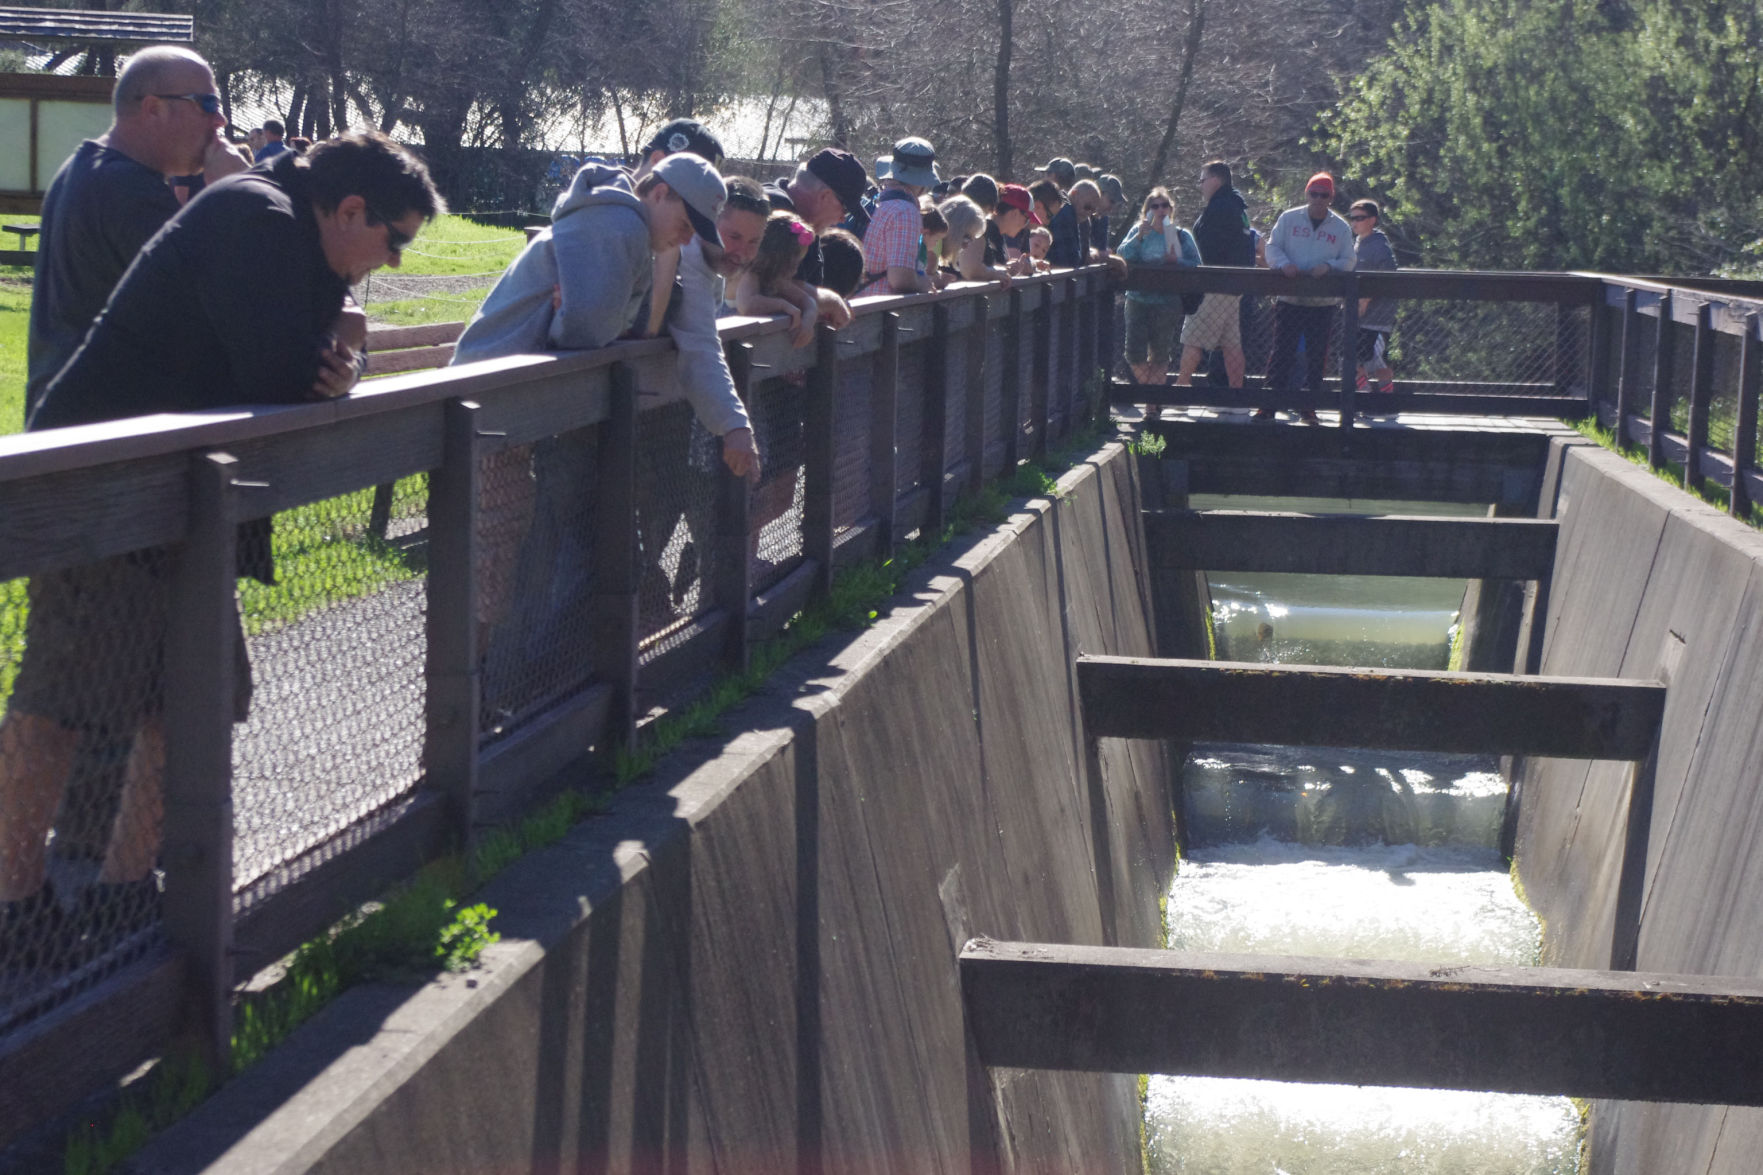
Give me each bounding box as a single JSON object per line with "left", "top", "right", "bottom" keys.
{"left": 33, "top": 151, "right": 349, "bottom": 432}
{"left": 1192, "top": 186, "right": 1255, "bottom": 268}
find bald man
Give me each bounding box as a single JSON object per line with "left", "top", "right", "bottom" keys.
{"left": 26, "top": 45, "right": 249, "bottom": 419}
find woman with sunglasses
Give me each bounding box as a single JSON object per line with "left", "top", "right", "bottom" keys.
{"left": 1116, "top": 186, "right": 1200, "bottom": 386}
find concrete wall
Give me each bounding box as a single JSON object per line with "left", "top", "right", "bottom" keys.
{"left": 131, "top": 442, "right": 1178, "bottom": 1175}
{"left": 1512, "top": 440, "right": 1763, "bottom": 1175}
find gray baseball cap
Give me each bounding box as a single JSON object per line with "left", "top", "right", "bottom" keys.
{"left": 1099, "top": 174, "right": 1127, "bottom": 206}
{"left": 653, "top": 152, "right": 728, "bottom": 248}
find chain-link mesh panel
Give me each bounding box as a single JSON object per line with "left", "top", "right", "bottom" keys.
{"left": 635, "top": 402, "right": 722, "bottom": 656}
{"left": 943, "top": 324, "right": 972, "bottom": 480}
{"left": 982, "top": 319, "right": 1008, "bottom": 480}
{"left": 896, "top": 342, "right": 928, "bottom": 501}
{"left": 480, "top": 429, "right": 598, "bottom": 741}
{"left": 0, "top": 546, "right": 178, "bottom": 1030}
{"left": 832, "top": 349, "right": 874, "bottom": 533}
{"left": 749, "top": 375, "right": 806, "bottom": 588}
{"left": 232, "top": 483, "right": 428, "bottom": 895}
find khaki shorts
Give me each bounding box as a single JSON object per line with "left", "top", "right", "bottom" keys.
{"left": 1180, "top": 293, "right": 1242, "bottom": 352}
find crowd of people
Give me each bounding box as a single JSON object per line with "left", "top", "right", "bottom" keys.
{"left": 3, "top": 44, "right": 1396, "bottom": 964}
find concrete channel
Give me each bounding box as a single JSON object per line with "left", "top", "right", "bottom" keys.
{"left": 134, "top": 417, "right": 1763, "bottom": 1173}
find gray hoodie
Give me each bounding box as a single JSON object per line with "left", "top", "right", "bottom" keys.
{"left": 1354, "top": 228, "right": 1398, "bottom": 332}
{"left": 453, "top": 162, "right": 653, "bottom": 364}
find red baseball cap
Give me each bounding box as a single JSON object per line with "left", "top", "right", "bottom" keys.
{"left": 998, "top": 183, "right": 1042, "bottom": 225}
{"left": 1306, "top": 172, "right": 1335, "bottom": 196}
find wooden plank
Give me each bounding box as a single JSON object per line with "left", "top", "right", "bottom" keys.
{"left": 0, "top": 453, "right": 189, "bottom": 579}
{"left": 1031, "top": 289, "right": 1052, "bottom": 459}
{"left": 1734, "top": 317, "right": 1761, "bottom": 520}
{"left": 367, "top": 321, "right": 468, "bottom": 351}
{"left": 422, "top": 399, "right": 483, "bottom": 842}
{"left": 0, "top": 950, "right": 186, "bottom": 1152}
{"left": 1075, "top": 654, "right": 1665, "bottom": 759}
{"left": 1144, "top": 510, "right": 1558, "bottom": 579}
{"left": 363, "top": 343, "right": 457, "bottom": 377}
{"left": 159, "top": 452, "right": 241, "bottom": 1071}
{"left": 959, "top": 940, "right": 1763, "bottom": 1106}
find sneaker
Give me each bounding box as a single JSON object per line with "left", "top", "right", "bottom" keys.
{"left": 1252, "top": 408, "right": 1275, "bottom": 422}
{"left": 1298, "top": 410, "right": 1322, "bottom": 426}
{"left": 1375, "top": 380, "right": 1395, "bottom": 394}
{"left": 1355, "top": 372, "right": 1369, "bottom": 391}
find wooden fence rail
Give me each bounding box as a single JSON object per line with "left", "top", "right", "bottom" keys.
{"left": 0, "top": 266, "right": 1113, "bottom": 1147}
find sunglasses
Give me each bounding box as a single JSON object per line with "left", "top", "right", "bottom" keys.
{"left": 155, "top": 92, "right": 222, "bottom": 116}
{"left": 1147, "top": 202, "right": 1172, "bottom": 210}
{"left": 1307, "top": 189, "right": 1331, "bottom": 198}
{"left": 366, "top": 203, "right": 414, "bottom": 256}
{"left": 1349, "top": 213, "right": 1373, "bottom": 221}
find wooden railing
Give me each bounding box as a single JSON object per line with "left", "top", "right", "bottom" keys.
{"left": 1114, "top": 264, "right": 1602, "bottom": 425}
{"left": 0, "top": 265, "right": 1113, "bottom": 1146}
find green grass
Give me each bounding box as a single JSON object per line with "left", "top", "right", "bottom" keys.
{"left": 364, "top": 291, "right": 487, "bottom": 328}
{"left": 391, "top": 214, "right": 524, "bottom": 278}
{"left": 1568, "top": 417, "right": 1760, "bottom": 522}
{"left": 1, "top": 279, "right": 29, "bottom": 435}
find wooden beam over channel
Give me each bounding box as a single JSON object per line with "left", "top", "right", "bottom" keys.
{"left": 1145, "top": 509, "right": 1558, "bottom": 579}
{"left": 960, "top": 940, "right": 1763, "bottom": 1105}
{"left": 1075, "top": 655, "right": 1664, "bottom": 759}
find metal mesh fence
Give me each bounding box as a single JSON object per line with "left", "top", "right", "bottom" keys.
{"left": 749, "top": 375, "right": 807, "bottom": 588}
{"left": 232, "top": 481, "right": 429, "bottom": 896}
{"left": 635, "top": 402, "right": 722, "bottom": 655}
{"left": 0, "top": 545, "right": 176, "bottom": 1030}
{"left": 480, "top": 429, "right": 599, "bottom": 741}
{"left": 832, "top": 346, "right": 874, "bottom": 533}
{"left": 1157, "top": 295, "right": 1590, "bottom": 399}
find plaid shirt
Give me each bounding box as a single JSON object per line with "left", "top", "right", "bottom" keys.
{"left": 857, "top": 191, "right": 922, "bottom": 295}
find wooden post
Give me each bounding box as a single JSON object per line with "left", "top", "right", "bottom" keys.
{"left": 804, "top": 323, "right": 838, "bottom": 599}
{"left": 1095, "top": 275, "right": 1114, "bottom": 415}
{"left": 924, "top": 303, "right": 951, "bottom": 536}
{"left": 1648, "top": 291, "right": 1675, "bottom": 471}
{"left": 1615, "top": 289, "right": 1640, "bottom": 448}
{"left": 1733, "top": 315, "right": 1761, "bottom": 522}
{"left": 590, "top": 363, "right": 640, "bottom": 753}
{"left": 1032, "top": 287, "right": 1052, "bottom": 460}
{"left": 966, "top": 295, "right": 990, "bottom": 495}
{"left": 718, "top": 342, "right": 755, "bottom": 671}
{"left": 1338, "top": 274, "right": 1360, "bottom": 430}
{"left": 160, "top": 450, "right": 243, "bottom": 1072}
{"left": 869, "top": 313, "right": 901, "bottom": 557}
{"left": 1587, "top": 285, "right": 1614, "bottom": 417}
{"left": 1002, "top": 290, "right": 1024, "bottom": 472}
{"left": 1685, "top": 302, "right": 1715, "bottom": 496}
{"left": 1078, "top": 277, "right": 1098, "bottom": 425}
{"left": 423, "top": 398, "right": 486, "bottom": 842}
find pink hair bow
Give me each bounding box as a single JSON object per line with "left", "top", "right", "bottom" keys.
{"left": 788, "top": 221, "right": 815, "bottom": 247}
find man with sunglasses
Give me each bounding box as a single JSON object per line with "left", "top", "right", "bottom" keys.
{"left": 26, "top": 46, "right": 249, "bottom": 422}
{"left": 1, "top": 134, "right": 442, "bottom": 960}
{"left": 1261, "top": 171, "right": 1355, "bottom": 423}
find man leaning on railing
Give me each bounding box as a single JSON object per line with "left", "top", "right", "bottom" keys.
{"left": 0, "top": 133, "right": 443, "bottom": 967}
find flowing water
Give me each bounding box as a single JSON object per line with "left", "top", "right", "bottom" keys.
{"left": 1145, "top": 495, "right": 1582, "bottom": 1175}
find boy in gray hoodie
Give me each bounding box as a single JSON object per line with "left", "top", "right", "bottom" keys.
{"left": 1349, "top": 198, "right": 1398, "bottom": 394}
{"left": 454, "top": 153, "right": 726, "bottom": 686}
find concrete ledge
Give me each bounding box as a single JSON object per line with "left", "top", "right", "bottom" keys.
{"left": 129, "top": 442, "right": 1175, "bottom": 1175}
